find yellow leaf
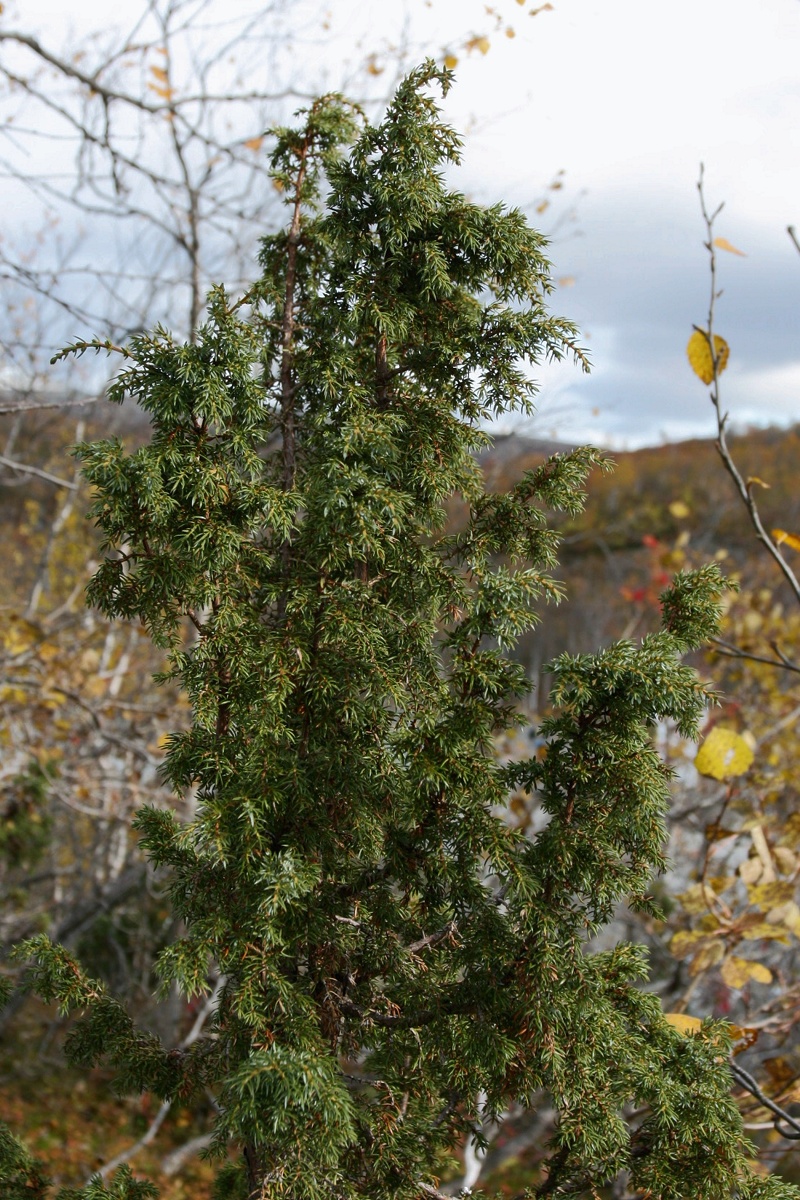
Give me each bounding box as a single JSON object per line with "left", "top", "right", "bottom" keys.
{"left": 148, "top": 84, "right": 174, "bottom": 100}
{"left": 697, "top": 913, "right": 722, "bottom": 932}
{"left": 704, "top": 821, "right": 732, "bottom": 842}
{"left": 740, "top": 922, "right": 791, "bottom": 943}
{"left": 738, "top": 857, "right": 763, "bottom": 886}
{"left": 670, "top": 929, "right": 711, "bottom": 959}
{"left": 720, "top": 956, "right": 772, "bottom": 989}
{"left": 2, "top": 616, "right": 42, "bottom": 654}
{"left": 516, "top": 0, "right": 525, "bottom": 5}
{"left": 444, "top": 54, "right": 459, "bottom": 69}
{"left": 689, "top": 940, "right": 725, "bottom": 974}
{"left": 729, "top": 1024, "right": 759, "bottom": 1054}
{"left": 747, "top": 881, "right": 795, "bottom": 911}
{"left": 687, "top": 328, "right": 729, "bottom": 386}
{"left": 505, "top": 26, "right": 516, "bottom": 37}
{"left": 664, "top": 1012, "right": 703, "bottom": 1036}
{"left": 150, "top": 65, "right": 169, "bottom": 82}
{"left": 558, "top": 275, "right": 575, "bottom": 288}
{"left": 530, "top": 2, "right": 555, "bottom": 11}
{"left": 535, "top": 200, "right": 549, "bottom": 214}
{"left": 366, "top": 59, "right": 384, "bottom": 76}
{"left": 676, "top": 883, "right": 715, "bottom": 914}
{"left": 780, "top": 813, "right": 800, "bottom": 848}
{"left": 694, "top": 726, "right": 754, "bottom": 781}
{"left": 774, "top": 847, "right": 797, "bottom": 876}
{"left": 747, "top": 475, "right": 770, "bottom": 490}
{"left": 669, "top": 500, "right": 690, "bottom": 519}
{"left": 714, "top": 236, "right": 747, "bottom": 257}
{"left": 244, "top": 136, "right": 264, "bottom": 152}
{"left": 766, "top": 901, "right": 800, "bottom": 935}
{"left": 772, "top": 529, "right": 800, "bottom": 553}
{"left": 707, "top": 874, "right": 735, "bottom": 893}
{"left": 465, "top": 35, "right": 491, "bottom": 54}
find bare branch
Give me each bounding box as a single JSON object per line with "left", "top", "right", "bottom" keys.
{"left": 709, "top": 636, "right": 800, "bottom": 676}
{"left": 95, "top": 1099, "right": 173, "bottom": 1182}
{"left": 731, "top": 1061, "right": 800, "bottom": 1140}
{"left": 91, "top": 975, "right": 226, "bottom": 1181}
{"left": 0, "top": 454, "right": 78, "bottom": 489}
{"left": 0, "top": 31, "right": 162, "bottom": 114}
{"left": 160, "top": 1132, "right": 213, "bottom": 1177}
{"left": 418, "top": 1183, "right": 456, "bottom": 1200}
{"left": 697, "top": 167, "right": 800, "bottom": 609}
{"left": 0, "top": 394, "right": 101, "bottom": 415}
{"left": 408, "top": 921, "right": 458, "bottom": 954}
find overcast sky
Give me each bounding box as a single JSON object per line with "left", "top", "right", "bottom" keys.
{"left": 3, "top": 0, "right": 799, "bottom": 447}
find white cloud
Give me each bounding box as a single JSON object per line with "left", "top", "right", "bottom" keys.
{"left": 725, "top": 361, "right": 800, "bottom": 423}
{"left": 3, "top": 0, "right": 799, "bottom": 444}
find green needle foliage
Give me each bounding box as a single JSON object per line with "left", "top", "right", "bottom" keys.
{"left": 2, "top": 62, "right": 796, "bottom": 1200}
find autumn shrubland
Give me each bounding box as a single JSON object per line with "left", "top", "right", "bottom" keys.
{"left": 0, "top": 9, "right": 799, "bottom": 1195}
{"left": 4, "top": 383, "right": 800, "bottom": 1192}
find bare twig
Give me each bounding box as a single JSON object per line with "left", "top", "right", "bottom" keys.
{"left": 408, "top": 921, "right": 458, "bottom": 954}
{"left": 698, "top": 166, "right": 800, "bottom": 609}
{"left": 95, "top": 1099, "right": 173, "bottom": 1182}
{"left": 91, "top": 975, "right": 226, "bottom": 1181}
{"left": 160, "top": 1132, "right": 213, "bottom": 1177}
{"left": 418, "top": 1183, "right": 456, "bottom": 1200}
{"left": 709, "top": 635, "right": 800, "bottom": 676}
{"left": 26, "top": 418, "right": 85, "bottom": 616}
{"left": 0, "top": 394, "right": 101, "bottom": 415}
{"left": 731, "top": 1061, "right": 800, "bottom": 1140}
{"left": 0, "top": 454, "right": 77, "bottom": 490}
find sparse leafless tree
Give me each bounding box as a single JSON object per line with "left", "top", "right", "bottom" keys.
{"left": 0, "top": 0, "right": 380, "bottom": 371}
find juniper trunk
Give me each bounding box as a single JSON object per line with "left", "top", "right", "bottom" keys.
{"left": 3, "top": 63, "right": 796, "bottom": 1200}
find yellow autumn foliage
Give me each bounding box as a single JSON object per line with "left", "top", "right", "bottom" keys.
{"left": 465, "top": 35, "right": 490, "bottom": 54}
{"left": 746, "top": 881, "right": 795, "bottom": 911}
{"left": 720, "top": 956, "right": 773, "bottom": 989}
{"left": 713, "top": 236, "right": 746, "bottom": 257}
{"left": 694, "top": 726, "right": 754, "bottom": 781}
{"left": 687, "top": 328, "right": 729, "bottom": 386}
{"left": 772, "top": 528, "right": 800, "bottom": 553}
{"left": 664, "top": 1012, "right": 703, "bottom": 1036}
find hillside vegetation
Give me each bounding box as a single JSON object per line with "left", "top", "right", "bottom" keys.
{"left": 3, "top": 407, "right": 800, "bottom": 1194}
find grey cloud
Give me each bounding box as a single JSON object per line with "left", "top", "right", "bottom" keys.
{"left": 523, "top": 186, "right": 800, "bottom": 444}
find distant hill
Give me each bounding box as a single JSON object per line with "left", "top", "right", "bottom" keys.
{"left": 475, "top": 425, "right": 800, "bottom": 558}
{"left": 2, "top": 399, "right": 798, "bottom": 701}
{"left": 465, "top": 425, "right": 800, "bottom": 707}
